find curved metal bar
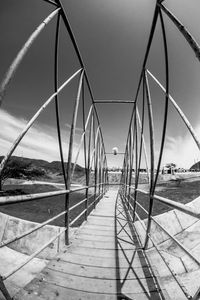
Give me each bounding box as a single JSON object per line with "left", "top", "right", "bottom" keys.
{"left": 71, "top": 105, "right": 93, "bottom": 177}
{"left": 90, "top": 126, "right": 100, "bottom": 169}
{"left": 152, "top": 9, "right": 169, "bottom": 190}
{"left": 144, "top": 72, "right": 155, "bottom": 191}
{"left": 0, "top": 68, "right": 82, "bottom": 178}
{"left": 55, "top": 0, "right": 108, "bottom": 184}
{"left": 3, "top": 228, "right": 65, "bottom": 280}
{"left": 0, "top": 8, "right": 60, "bottom": 106}
{"left": 144, "top": 9, "right": 170, "bottom": 248}
{"left": 54, "top": 12, "right": 67, "bottom": 187}
{"left": 65, "top": 70, "right": 84, "bottom": 244}
{"left": 136, "top": 107, "right": 150, "bottom": 184}
{"left": 147, "top": 69, "right": 200, "bottom": 151}
{"left": 158, "top": 2, "right": 200, "bottom": 61}
{"left": 42, "top": 0, "right": 58, "bottom": 6}
{"left": 133, "top": 210, "right": 192, "bottom": 300}
{"left": 121, "top": 1, "right": 160, "bottom": 190}
{"left": 143, "top": 71, "right": 155, "bottom": 248}
{"left": 81, "top": 77, "right": 89, "bottom": 219}
{"left": 136, "top": 188, "right": 200, "bottom": 220}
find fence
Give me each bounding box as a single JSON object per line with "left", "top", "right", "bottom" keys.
{"left": 0, "top": 0, "right": 200, "bottom": 299}
{"left": 119, "top": 1, "right": 200, "bottom": 299}
{"left": 0, "top": 1, "right": 108, "bottom": 298}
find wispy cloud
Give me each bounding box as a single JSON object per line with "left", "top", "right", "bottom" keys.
{"left": 162, "top": 129, "right": 200, "bottom": 168}
{"left": 0, "top": 109, "right": 83, "bottom": 163}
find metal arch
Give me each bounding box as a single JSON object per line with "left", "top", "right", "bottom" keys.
{"left": 54, "top": 11, "right": 67, "bottom": 188}
{"left": 0, "top": 8, "right": 60, "bottom": 106}
{"left": 158, "top": 2, "right": 200, "bottom": 62}
{"left": 143, "top": 7, "right": 170, "bottom": 249}
{"left": 0, "top": 1, "right": 200, "bottom": 299}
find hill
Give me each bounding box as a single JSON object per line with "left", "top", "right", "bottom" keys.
{"left": 0, "top": 156, "right": 85, "bottom": 184}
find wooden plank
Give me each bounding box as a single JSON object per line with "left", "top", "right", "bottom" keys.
{"left": 13, "top": 190, "right": 167, "bottom": 300}
{"left": 47, "top": 259, "right": 158, "bottom": 280}
{"left": 37, "top": 268, "right": 162, "bottom": 294}
{"left": 14, "top": 278, "right": 167, "bottom": 300}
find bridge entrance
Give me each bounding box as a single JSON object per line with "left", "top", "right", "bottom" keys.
{"left": 0, "top": 0, "right": 200, "bottom": 299}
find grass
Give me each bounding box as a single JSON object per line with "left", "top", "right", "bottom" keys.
{"left": 135, "top": 177, "right": 200, "bottom": 219}
{"left": 1, "top": 174, "right": 200, "bottom": 226}
{"left": 0, "top": 183, "right": 100, "bottom": 227}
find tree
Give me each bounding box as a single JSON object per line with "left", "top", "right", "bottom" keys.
{"left": 0, "top": 158, "right": 45, "bottom": 190}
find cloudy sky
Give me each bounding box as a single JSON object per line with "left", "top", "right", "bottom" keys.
{"left": 0, "top": 0, "right": 200, "bottom": 168}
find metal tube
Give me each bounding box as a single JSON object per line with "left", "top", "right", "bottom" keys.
{"left": 151, "top": 217, "right": 200, "bottom": 267}
{"left": 65, "top": 70, "right": 84, "bottom": 244}
{"left": 42, "top": 0, "right": 58, "bottom": 6}
{"left": 0, "top": 185, "right": 89, "bottom": 205}
{"left": 69, "top": 209, "right": 87, "bottom": 226}
{"left": 158, "top": 2, "right": 200, "bottom": 61}
{"left": 81, "top": 77, "right": 89, "bottom": 220}
{"left": 3, "top": 228, "right": 65, "bottom": 280}
{"left": 54, "top": 12, "right": 67, "bottom": 188}
{"left": 94, "top": 100, "right": 134, "bottom": 104}
{"left": 0, "top": 8, "right": 60, "bottom": 106}
{"left": 143, "top": 70, "right": 155, "bottom": 249}
{"left": 152, "top": 9, "right": 169, "bottom": 192}
{"left": 0, "top": 68, "right": 82, "bottom": 179}
{"left": 0, "top": 189, "right": 69, "bottom": 205}
{"left": 137, "top": 188, "right": 200, "bottom": 219}
{"left": 0, "top": 208, "right": 68, "bottom": 248}
{"left": 147, "top": 69, "right": 200, "bottom": 151}
{"left": 71, "top": 105, "right": 93, "bottom": 177}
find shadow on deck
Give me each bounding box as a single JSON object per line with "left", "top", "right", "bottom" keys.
{"left": 13, "top": 189, "right": 169, "bottom": 300}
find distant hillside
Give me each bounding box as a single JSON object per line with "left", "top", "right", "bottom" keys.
{"left": 0, "top": 156, "right": 85, "bottom": 183}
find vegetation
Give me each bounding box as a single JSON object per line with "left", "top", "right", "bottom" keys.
{"left": 0, "top": 155, "right": 86, "bottom": 187}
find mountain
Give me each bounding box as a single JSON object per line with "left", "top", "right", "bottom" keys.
{"left": 0, "top": 156, "right": 85, "bottom": 180}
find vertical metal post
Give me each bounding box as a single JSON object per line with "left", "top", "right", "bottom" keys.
{"left": 54, "top": 12, "right": 67, "bottom": 188}
{"left": 94, "top": 136, "right": 99, "bottom": 208}
{"left": 81, "top": 77, "right": 89, "bottom": 220}
{"left": 86, "top": 112, "right": 93, "bottom": 216}
{"left": 65, "top": 70, "right": 84, "bottom": 245}
{"left": 128, "top": 127, "right": 133, "bottom": 209}
{"left": 133, "top": 107, "right": 139, "bottom": 223}
{"left": 143, "top": 70, "right": 155, "bottom": 249}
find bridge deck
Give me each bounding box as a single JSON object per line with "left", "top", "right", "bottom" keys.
{"left": 14, "top": 189, "right": 169, "bottom": 300}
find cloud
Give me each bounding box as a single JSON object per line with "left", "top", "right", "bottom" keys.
{"left": 0, "top": 109, "right": 84, "bottom": 163}
{"left": 162, "top": 128, "right": 200, "bottom": 168}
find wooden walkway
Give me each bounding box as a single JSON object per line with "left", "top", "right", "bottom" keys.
{"left": 14, "top": 189, "right": 169, "bottom": 300}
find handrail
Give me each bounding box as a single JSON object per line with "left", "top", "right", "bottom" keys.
{"left": 136, "top": 188, "right": 200, "bottom": 220}
{"left": 2, "top": 228, "right": 66, "bottom": 280}
{"left": 0, "top": 1, "right": 107, "bottom": 297}
{"left": 0, "top": 0, "right": 200, "bottom": 298}
{"left": 122, "top": 193, "right": 193, "bottom": 299}
{"left": 124, "top": 192, "right": 200, "bottom": 266}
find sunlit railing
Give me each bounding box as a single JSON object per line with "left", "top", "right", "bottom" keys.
{"left": 119, "top": 1, "right": 200, "bottom": 299}
{"left": 0, "top": 0, "right": 200, "bottom": 299}
{"left": 0, "top": 1, "right": 108, "bottom": 298}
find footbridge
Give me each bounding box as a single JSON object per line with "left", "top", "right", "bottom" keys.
{"left": 0, "top": 0, "right": 200, "bottom": 299}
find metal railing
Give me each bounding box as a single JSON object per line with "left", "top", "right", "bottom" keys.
{"left": 0, "top": 1, "right": 108, "bottom": 298}
{"left": 119, "top": 1, "right": 200, "bottom": 299}
{"left": 0, "top": 0, "right": 200, "bottom": 299}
